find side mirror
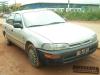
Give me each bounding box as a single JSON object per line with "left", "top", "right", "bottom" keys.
{"left": 13, "top": 23, "right": 23, "bottom": 28}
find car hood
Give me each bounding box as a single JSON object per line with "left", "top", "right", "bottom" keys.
{"left": 28, "top": 22, "right": 95, "bottom": 44}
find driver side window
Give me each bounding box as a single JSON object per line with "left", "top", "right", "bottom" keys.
{"left": 14, "top": 14, "right": 22, "bottom": 24}
{"left": 13, "top": 13, "right": 23, "bottom": 28}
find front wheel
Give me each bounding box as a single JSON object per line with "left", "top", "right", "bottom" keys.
{"left": 27, "top": 44, "right": 41, "bottom": 68}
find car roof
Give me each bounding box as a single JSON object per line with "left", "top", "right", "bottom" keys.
{"left": 13, "top": 9, "right": 50, "bottom": 14}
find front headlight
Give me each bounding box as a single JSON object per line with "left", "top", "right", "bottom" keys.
{"left": 42, "top": 43, "right": 69, "bottom": 50}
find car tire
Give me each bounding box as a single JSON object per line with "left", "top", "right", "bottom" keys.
{"left": 27, "top": 44, "right": 41, "bottom": 68}
{"left": 5, "top": 34, "right": 12, "bottom": 45}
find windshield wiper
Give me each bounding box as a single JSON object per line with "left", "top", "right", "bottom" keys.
{"left": 28, "top": 22, "right": 65, "bottom": 27}
{"left": 28, "top": 25, "right": 45, "bottom": 27}
{"left": 47, "top": 22, "right": 65, "bottom": 25}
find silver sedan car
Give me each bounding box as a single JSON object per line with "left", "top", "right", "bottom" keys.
{"left": 2, "top": 9, "right": 98, "bottom": 67}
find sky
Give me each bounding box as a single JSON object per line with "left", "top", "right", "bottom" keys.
{"left": 0, "top": 0, "right": 100, "bottom": 5}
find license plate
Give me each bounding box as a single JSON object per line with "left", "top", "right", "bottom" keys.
{"left": 76, "top": 48, "right": 89, "bottom": 56}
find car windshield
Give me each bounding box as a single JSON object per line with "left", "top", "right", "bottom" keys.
{"left": 22, "top": 10, "right": 66, "bottom": 27}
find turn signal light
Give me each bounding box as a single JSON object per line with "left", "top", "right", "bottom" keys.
{"left": 44, "top": 53, "right": 61, "bottom": 59}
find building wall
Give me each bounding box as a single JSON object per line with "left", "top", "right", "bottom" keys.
{"left": 21, "top": 3, "right": 99, "bottom": 11}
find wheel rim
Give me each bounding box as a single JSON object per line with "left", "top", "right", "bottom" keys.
{"left": 28, "top": 46, "right": 40, "bottom": 67}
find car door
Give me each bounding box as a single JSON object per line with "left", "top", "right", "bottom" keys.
{"left": 11, "top": 13, "right": 25, "bottom": 49}
{"left": 5, "top": 13, "right": 15, "bottom": 41}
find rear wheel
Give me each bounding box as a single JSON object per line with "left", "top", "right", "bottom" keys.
{"left": 27, "top": 44, "right": 41, "bottom": 68}
{"left": 5, "top": 34, "right": 12, "bottom": 45}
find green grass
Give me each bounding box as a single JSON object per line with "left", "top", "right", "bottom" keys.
{"left": 56, "top": 8, "right": 100, "bottom": 21}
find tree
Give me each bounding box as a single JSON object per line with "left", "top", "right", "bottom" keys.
{"left": 0, "top": 1, "right": 9, "bottom": 13}
{"left": 9, "top": 3, "right": 22, "bottom": 12}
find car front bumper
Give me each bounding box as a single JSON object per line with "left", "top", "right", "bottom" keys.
{"left": 38, "top": 41, "right": 98, "bottom": 65}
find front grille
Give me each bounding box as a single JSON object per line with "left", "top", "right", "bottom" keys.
{"left": 69, "top": 40, "right": 90, "bottom": 47}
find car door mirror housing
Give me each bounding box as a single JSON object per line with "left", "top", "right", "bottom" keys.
{"left": 13, "top": 23, "right": 23, "bottom": 28}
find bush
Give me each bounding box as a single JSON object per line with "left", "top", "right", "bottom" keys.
{"left": 56, "top": 7, "right": 100, "bottom": 21}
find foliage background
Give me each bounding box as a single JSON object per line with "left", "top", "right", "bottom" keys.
{"left": 56, "top": 7, "right": 100, "bottom": 21}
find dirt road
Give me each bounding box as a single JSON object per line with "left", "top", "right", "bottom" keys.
{"left": 0, "top": 20, "right": 100, "bottom": 75}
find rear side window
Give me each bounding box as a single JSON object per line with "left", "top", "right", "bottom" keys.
{"left": 6, "top": 14, "right": 15, "bottom": 25}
